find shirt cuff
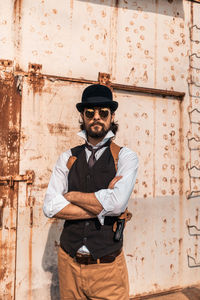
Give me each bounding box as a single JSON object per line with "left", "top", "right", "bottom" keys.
{"left": 95, "top": 189, "right": 114, "bottom": 225}
{"left": 97, "top": 209, "right": 107, "bottom": 225}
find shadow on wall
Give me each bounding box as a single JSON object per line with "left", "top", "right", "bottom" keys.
{"left": 76, "top": 0, "right": 185, "bottom": 18}
{"left": 42, "top": 220, "right": 64, "bottom": 300}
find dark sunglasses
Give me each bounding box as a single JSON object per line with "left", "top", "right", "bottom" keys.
{"left": 84, "top": 108, "right": 110, "bottom": 119}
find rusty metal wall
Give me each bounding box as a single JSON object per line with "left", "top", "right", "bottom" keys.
{"left": 1, "top": 0, "right": 200, "bottom": 299}
{"left": 0, "top": 72, "right": 22, "bottom": 299}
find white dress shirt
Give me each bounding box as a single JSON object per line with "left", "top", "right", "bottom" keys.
{"left": 43, "top": 130, "right": 138, "bottom": 225}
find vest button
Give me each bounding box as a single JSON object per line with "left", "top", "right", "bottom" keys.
{"left": 83, "top": 237, "right": 87, "bottom": 243}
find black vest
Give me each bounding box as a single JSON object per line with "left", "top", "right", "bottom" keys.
{"left": 60, "top": 143, "right": 123, "bottom": 259}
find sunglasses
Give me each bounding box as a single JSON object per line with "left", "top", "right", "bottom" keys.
{"left": 84, "top": 108, "right": 110, "bottom": 119}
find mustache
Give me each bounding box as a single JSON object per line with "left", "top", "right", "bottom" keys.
{"left": 90, "top": 122, "right": 104, "bottom": 127}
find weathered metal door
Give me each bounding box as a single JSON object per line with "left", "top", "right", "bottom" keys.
{"left": 1, "top": 0, "right": 200, "bottom": 299}
{"left": 0, "top": 73, "right": 21, "bottom": 299}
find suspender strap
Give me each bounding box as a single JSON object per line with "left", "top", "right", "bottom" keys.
{"left": 110, "top": 141, "right": 121, "bottom": 172}
{"left": 67, "top": 156, "right": 77, "bottom": 170}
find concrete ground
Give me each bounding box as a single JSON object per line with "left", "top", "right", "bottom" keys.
{"left": 131, "top": 285, "right": 200, "bottom": 300}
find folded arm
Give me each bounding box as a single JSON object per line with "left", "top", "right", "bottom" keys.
{"left": 43, "top": 151, "right": 97, "bottom": 220}
{"left": 54, "top": 203, "right": 96, "bottom": 220}
{"left": 95, "top": 148, "right": 138, "bottom": 219}
{"left": 65, "top": 176, "right": 122, "bottom": 215}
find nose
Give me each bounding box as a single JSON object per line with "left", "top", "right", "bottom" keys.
{"left": 93, "top": 109, "right": 100, "bottom": 120}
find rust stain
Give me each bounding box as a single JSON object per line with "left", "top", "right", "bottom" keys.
{"left": 30, "top": 155, "right": 42, "bottom": 161}
{"left": 0, "top": 60, "right": 13, "bottom": 68}
{"left": 29, "top": 227, "right": 33, "bottom": 300}
{"left": 6, "top": 281, "right": 12, "bottom": 290}
{"left": 0, "top": 266, "right": 6, "bottom": 281}
{"left": 13, "top": 0, "right": 23, "bottom": 57}
{"left": 28, "top": 63, "right": 45, "bottom": 94}
{"left": 35, "top": 183, "right": 48, "bottom": 189}
{"left": 47, "top": 123, "right": 69, "bottom": 135}
{"left": 0, "top": 73, "right": 21, "bottom": 298}
{"left": 127, "top": 254, "right": 133, "bottom": 257}
{"left": 195, "top": 208, "right": 199, "bottom": 223}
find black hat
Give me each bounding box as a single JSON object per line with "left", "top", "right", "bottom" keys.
{"left": 76, "top": 84, "right": 118, "bottom": 112}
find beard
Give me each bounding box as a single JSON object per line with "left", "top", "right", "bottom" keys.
{"left": 84, "top": 121, "right": 111, "bottom": 139}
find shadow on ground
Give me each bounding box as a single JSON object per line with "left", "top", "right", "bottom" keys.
{"left": 182, "top": 286, "right": 200, "bottom": 300}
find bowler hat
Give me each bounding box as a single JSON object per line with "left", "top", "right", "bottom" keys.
{"left": 76, "top": 84, "right": 118, "bottom": 112}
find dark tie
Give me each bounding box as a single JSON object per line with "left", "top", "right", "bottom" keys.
{"left": 85, "top": 140, "right": 110, "bottom": 168}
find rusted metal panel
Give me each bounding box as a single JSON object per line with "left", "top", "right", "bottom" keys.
{"left": 11, "top": 0, "right": 189, "bottom": 93}
{"left": 0, "top": 74, "right": 21, "bottom": 299}
{"left": 114, "top": 90, "right": 182, "bottom": 295}
{"left": 0, "top": 0, "right": 200, "bottom": 299}
{"left": 0, "top": 0, "right": 14, "bottom": 60}
{"left": 15, "top": 78, "right": 83, "bottom": 300}
{"left": 13, "top": 0, "right": 114, "bottom": 80}
{"left": 15, "top": 77, "right": 187, "bottom": 299}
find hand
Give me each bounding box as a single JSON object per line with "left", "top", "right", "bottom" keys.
{"left": 64, "top": 191, "right": 74, "bottom": 201}
{"left": 108, "top": 176, "right": 122, "bottom": 189}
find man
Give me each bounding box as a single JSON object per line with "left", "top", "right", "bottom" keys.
{"left": 43, "top": 84, "right": 138, "bottom": 300}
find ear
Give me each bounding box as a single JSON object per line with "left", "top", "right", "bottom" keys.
{"left": 79, "top": 113, "right": 84, "bottom": 123}
{"left": 111, "top": 112, "right": 115, "bottom": 122}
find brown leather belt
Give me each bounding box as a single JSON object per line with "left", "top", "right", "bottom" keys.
{"left": 74, "top": 249, "right": 122, "bottom": 265}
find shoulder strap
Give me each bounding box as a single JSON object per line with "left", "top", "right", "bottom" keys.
{"left": 110, "top": 141, "right": 121, "bottom": 172}
{"left": 67, "top": 156, "right": 77, "bottom": 170}
{"left": 66, "top": 144, "right": 85, "bottom": 170}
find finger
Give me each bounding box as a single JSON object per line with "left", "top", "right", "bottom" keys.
{"left": 109, "top": 176, "right": 122, "bottom": 187}
{"left": 112, "top": 176, "right": 122, "bottom": 183}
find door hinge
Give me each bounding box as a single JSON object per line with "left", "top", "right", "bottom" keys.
{"left": 0, "top": 170, "right": 34, "bottom": 187}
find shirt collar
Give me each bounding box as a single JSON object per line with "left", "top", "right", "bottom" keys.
{"left": 77, "top": 130, "right": 115, "bottom": 148}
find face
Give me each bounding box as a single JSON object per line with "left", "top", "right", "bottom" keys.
{"left": 81, "top": 107, "right": 115, "bottom": 139}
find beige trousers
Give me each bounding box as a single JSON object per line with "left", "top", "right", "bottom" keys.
{"left": 58, "top": 247, "right": 129, "bottom": 300}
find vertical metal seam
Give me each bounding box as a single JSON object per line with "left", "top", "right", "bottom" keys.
{"left": 188, "top": 0, "right": 194, "bottom": 198}
{"left": 108, "top": 0, "right": 119, "bottom": 78}
{"left": 178, "top": 99, "right": 184, "bottom": 284}
{"left": 153, "top": 0, "right": 158, "bottom": 198}
{"left": 13, "top": 76, "right": 22, "bottom": 300}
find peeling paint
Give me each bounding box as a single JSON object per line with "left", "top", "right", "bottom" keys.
{"left": 47, "top": 123, "right": 69, "bottom": 135}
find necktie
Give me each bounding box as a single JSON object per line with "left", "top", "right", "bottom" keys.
{"left": 85, "top": 140, "right": 110, "bottom": 168}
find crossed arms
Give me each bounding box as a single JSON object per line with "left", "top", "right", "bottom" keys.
{"left": 55, "top": 176, "right": 121, "bottom": 220}
{"left": 43, "top": 147, "right": 138, "bottom": 222}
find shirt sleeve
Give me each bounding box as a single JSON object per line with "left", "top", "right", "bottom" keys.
{"left": 43, "top": 150, "right": 71, "bottom": 218}
{"left": 95, "top": 147, "right": 139, "bottom": 225}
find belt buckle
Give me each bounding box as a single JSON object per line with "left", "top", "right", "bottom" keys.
{"left": 75, "top": 253, "right": 92, "bottom": 264}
